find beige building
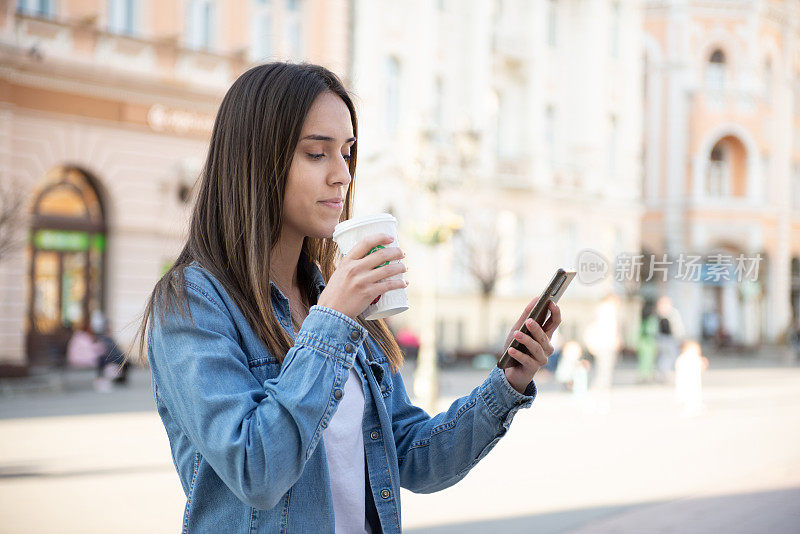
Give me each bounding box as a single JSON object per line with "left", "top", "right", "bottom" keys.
{"left": 642, "top": 0, "right": 800, "bottom": 346}
{"left": 0, "top": 0, "right": 350, "bottom": 368}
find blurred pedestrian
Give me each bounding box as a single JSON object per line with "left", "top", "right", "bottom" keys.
{"left": 675, "top": 340, "right": 708, "bottom": 417}
{"left": 582, "top": 294, "right": 622, "bottom": 413}
{"left": 554, "top": 339, "right": 582, "bottom": 391}
{"left": 542, "top": 328, "right": 563, "bottom": 376}
{"left": 395, "top": 326, "right": 420, "bottom": 359}
{"left": 91, "top": 310, "right": 129, "bottom": 391}
{"left": 636, "top": 301, "right": 658, "bottom": 384}
{"left": 656, "top": 296, "right": 684, "bottom": 384}
{"left": 788, "top": 319, "right": 800, "bottom": 365}
{"left": 66, "top": 320, "right": 104, "bottom": 369}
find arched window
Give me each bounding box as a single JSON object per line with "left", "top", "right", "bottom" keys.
{"left": 706, "top": 49, "right": 726, "bottom": 92}
{"left": 707, "top": 142, "right": 728, "bottom": 196}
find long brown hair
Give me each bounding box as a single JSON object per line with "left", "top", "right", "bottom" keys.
{"left": 131, "top": 62, "right": 403, "bottom": 372}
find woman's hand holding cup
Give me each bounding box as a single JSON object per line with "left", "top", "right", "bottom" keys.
{"left": 318, "top": 233, "right": 408, "bottom": 320}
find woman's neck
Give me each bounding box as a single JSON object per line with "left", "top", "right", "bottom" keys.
{"left": 269, "top": 233, "right": 304, "bottom": 293}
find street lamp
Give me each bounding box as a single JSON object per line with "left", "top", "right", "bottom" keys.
{"left": 408, "top": 128, "right": 466, "bottom": 413}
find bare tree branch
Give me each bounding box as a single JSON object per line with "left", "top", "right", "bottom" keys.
{"left": 453, "top": 221, "right": 515, "bottom": 297}
{"left": 0, "top": 178, "right": 29, "bottom": 265}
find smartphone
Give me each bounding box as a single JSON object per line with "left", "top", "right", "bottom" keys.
{"left": 497, "top": 268, "right": 576, "bottom": 369}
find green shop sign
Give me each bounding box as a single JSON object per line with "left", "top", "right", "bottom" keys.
{"left": 32, "top": 230, "right": 106, "bottom": 252}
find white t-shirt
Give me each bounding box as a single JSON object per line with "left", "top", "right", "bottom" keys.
{"left": 323, "top": 366, "right": 372, "bottom": 534}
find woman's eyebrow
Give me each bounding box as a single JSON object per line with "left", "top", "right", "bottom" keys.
{"left": 300, "top": 134, "right": 356, "bottom": 143}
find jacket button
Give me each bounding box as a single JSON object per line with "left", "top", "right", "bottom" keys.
{"left": 380, "top": 489, "right": 391, "bottom": 499}
{"left": 344, "top": 343, "right": 354, "bottom": 353}
{"left": 334, "top": 389, "right": 343, "bottom": 400}
{"left": 350, "top": 330, "right": 360, "bottom": 341}
{"left": 370, "top": 431, "right": 380, "bottom": 440}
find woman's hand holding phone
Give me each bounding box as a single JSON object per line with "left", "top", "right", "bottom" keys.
{"left": 317, "top": 233, "right": 408, "bottom": 320}
{"left": 502, "top": 297, "right": 562, "bottom": 394}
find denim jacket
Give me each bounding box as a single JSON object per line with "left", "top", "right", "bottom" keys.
{"left": 147, "top": 256, "right": 537, "bottom": 533}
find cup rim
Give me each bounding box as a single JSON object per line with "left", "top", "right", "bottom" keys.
{"left": 333, "top": 213, "right": 397, "bottom": 241}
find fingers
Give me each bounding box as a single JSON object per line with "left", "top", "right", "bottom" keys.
{"left": 345, "top": 233, "right": 396, "bottom": 260}
{"left": 515, "top": 319, "right": 553, "bottom": 361}
{"left": 364, "top": 258, "right": 407, "bottom": 283}
{"left": 507, "top": 345, "right": 545, "bottom": 370}
{"left": 362, "top": 243, "right": 404, "bottom": 271}
{"left": 542, "top": 301, "right": 562, "bottom": 337}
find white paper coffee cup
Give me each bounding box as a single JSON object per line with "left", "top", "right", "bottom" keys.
{"left": 333, "top": 213, "right": 409, "bottom": 321}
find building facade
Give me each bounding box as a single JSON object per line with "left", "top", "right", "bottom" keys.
{"left": 0, "top": 0, "right": 350, "bottom": 367}
{"left": 350, "top": 0, "right": 644, "bottom": 352}
{"left": 642, "top": 0, "right": 800, "bottom": 346}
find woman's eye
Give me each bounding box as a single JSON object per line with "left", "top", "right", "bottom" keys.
{"left": 306, "top": 152, "right": 351, "bottom": 162}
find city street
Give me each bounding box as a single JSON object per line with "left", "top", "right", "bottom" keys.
{"left": 1, "top": 353, "right": 799, "bottom": 533}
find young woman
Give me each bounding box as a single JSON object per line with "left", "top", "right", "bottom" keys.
{"left": 135, "top": 62, "right": 561, "bottom": 534}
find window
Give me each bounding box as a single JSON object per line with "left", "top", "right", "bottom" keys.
{"left": 706, "top": 49, "right": 726, "bottom": 92}
{"left": 793, "top": 164, "right": 800, "bottom": 211}
{"left": 186, "top": 0, "right": 215, "bottom": 51}
{"left": 706, "top": 143, "right": 728, "bottom": 197}
{"left": 514, "top": 215, "right": 526, "bottom": 288}
{"left": 17, "top": 0, "right": 55, "bottom": 17}
{"left": 546, "top": 0, "right": 557, "bottom": 48}
{"left": 764, "top": 58, "right": 773, "bottom": 103}
{"left": 609, "top": 1, "right": 620, "bottom": 58}
{"left": 794, "top": 74, "right": 800, "bottom": 115}
{"left": 496, "top": 86, "right": 522, "bottom": 159}
{"left": 434, "top": 76, "right": 444, "bottom": 132}
{"left": 385, "top": 56, "right": 401, "bottom": 137}
{"left": 251, "top": 0, "right": 273, "bottom": 60}
{"left": 545, "top": 105, "right": 556, "bottom": 164}
{"left": 608, "top": 115, "right": 618, "bottom": 178}
{"left": 285, "top": 0, "right": 303, "bottom": 59}
{"left": 562, "top": 221, "right": 576, "bottom": 268}
{"left": 108, "top": 0, "right": 138, "bottom": 36}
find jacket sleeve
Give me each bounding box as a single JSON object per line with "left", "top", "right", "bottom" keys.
{"left": 390, "top": 365, "right": 536, "bottom": 493}
{"left": 148, "top": 286, "right": 366, "bottom": 510}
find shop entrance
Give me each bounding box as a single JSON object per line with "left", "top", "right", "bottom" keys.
{"left": 26, "top": 167, "right": 106, "bottom": 367}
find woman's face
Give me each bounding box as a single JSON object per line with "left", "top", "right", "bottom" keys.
{"left": 283, "top": 91, "right": 354, "bottom": 241}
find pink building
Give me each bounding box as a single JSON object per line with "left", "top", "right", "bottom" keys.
{"left": 642, "top": 0, "right": 800, "bottom": 346}
{"left": 0, "top": 0, "right": 350, "bottom": 369}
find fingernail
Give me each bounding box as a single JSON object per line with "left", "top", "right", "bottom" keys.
{"left": 514, "top": 331, "right": 523, "bottom": 338}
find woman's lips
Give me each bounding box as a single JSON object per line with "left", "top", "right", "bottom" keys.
{"left": 319, "top": 200, "right": 343, "bottom": 209}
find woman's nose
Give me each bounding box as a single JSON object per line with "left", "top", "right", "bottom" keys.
{"left": 331, "top": 156, "right": 352, "bottom": 185}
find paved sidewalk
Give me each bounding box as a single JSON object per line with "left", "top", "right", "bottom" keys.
{"left": 0, "top": 349, "right": 798, "bottom": 533}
